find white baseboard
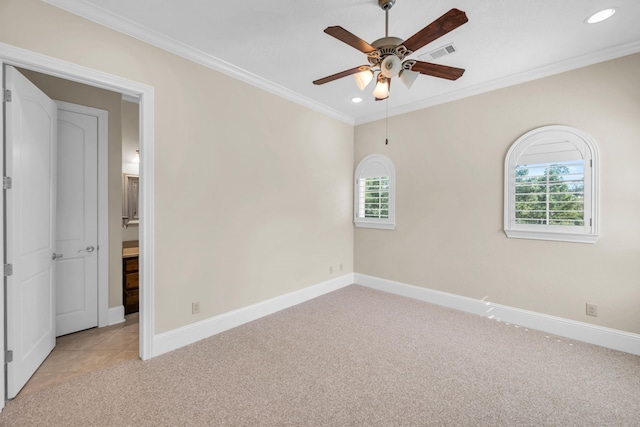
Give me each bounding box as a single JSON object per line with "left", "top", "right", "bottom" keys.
{"left": 108, "top": 305, "right": 125, "bottom": 326}
{"left": 152, "top": 273, "right": 355, "bottom": 358}
{"left": 355, "top": 273, "right": 640, "bottom": 356}
{"left": 149, "top": 272, "right": 640, "bottom": 358}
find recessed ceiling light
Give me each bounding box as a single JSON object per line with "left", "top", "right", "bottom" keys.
{"left": 351, "top": 97, "right": 363, "bottom": 103}
{"left": 585, "top": 8, "right": 616, "bottom": 24}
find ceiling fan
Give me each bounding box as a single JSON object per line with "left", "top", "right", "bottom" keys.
{"left": 313, "top": 0, "right": 468, "bottom": 101}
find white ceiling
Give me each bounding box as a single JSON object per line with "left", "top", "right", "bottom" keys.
{"left": 45, "top": 0, "right": 640, "bottom": 124}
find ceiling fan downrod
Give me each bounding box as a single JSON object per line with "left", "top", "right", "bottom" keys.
{"left": 312, "top": 0, "right": 468, "bottom": 101}
{"left": 379, "top": 0, "right": 396, "bottom": 37}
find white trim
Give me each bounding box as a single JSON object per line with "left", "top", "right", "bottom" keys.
{"left": 0, "top": 42, "right": 155, "bottom": 408}
{"left": 354, "top": 222, "right": 396, "bottom": 230}
{"left": 54, "top": 101, "right": 110, "bottom": 327}
{"left": 356, "top": 39, "right": 640, "bottom": 125}
{"left": 41, "top": 0, "right": 353, "bottom": 126}
{"left": 152, "top": 274, "right": 354, "bottom": 358}
{"left": 39, "top": 2, "right": 640, "bottom": 127}
{"left": 503, "top": 125, "right": 600, "bottom": 244}
{"left": 108, "top": 305, "right": 125, "bottom": 325}
{"left": 97, "top": 107, "right": 110, "bottom": 327}
{"left": 504, "top": 229, "right": 599, "bottom": 244}
{"left": 122, "top": 93, "right": 139, "bottom": 104}
{"left": 354, "top": 154, "right": 396, "bottom": 230}
{"left": 137, "top": 91, "right": 155, "bottom": 361}
{"left": 0, "top": 60, "right": 5, "bottom": 413}
{"left": 354, "top": 273, "right": 640, "bottom": 356}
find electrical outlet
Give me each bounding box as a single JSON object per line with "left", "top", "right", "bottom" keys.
{"left": 339, "top": 263, "right": 343, "bottom": 271}
{"left": 192, "top": 301, "right": 200, "bottom": 315}
{"left": 586, "top": 303, "right": 598, "bottom": 317}
{"left": 329, "top": 266, "right": 333, "bottom": 274}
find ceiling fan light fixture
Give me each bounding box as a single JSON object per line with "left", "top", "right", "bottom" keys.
{"left": 399, "top": 69, "right": 419, "bottom": 89}
{"left": 354, "top": 69, "right": 374, "bottom": 90}
{"left": 313, "top": 7, "right": 469, "bottom": 102}
{"left": 380, "top": 55, "right": 402, "bottom": 78}
{"left": 373, "top": 76, "right": 390, "bottom": 100}
{"left": 585, "top": 7, "right": 616, "bottom": 24}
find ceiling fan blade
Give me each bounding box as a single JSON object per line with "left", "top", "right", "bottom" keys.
{"left": 411, "top": 61, "right": 465, "bottom": 80}
{"left": 313, "top": 66, "right": 370, "bottom": 85}
{"left": 402, "top": 8, "right": 468, "bottom": 53}
{"left": 324, "top": 26, "right": 376, "bottom": 53}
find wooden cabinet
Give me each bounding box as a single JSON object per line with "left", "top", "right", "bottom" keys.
{"left": 123, "top": 255, "right": 139, "bottom": 315}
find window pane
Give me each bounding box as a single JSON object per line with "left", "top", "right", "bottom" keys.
{"left": 361, "top": 175, "right": 390, "bottom": 219}
{"left": 514, "top": 161, "right": 584, "bottom": 227}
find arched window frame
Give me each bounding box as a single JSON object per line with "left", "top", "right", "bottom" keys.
{"left": 354, "top": 154, "right": 396, "bottom": 230}
{"left": 504, "top": 125, "right": 600, "bottom": 244}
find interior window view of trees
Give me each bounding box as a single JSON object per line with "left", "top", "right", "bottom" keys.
{"left": 358, "top": 176, "right": 390, "bottom": 219}
{"left": 514, "top": 160, "right": 585, "bottom": 226}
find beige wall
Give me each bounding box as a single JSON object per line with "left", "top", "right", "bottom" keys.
{"left": 5, "top": 0, "right": 636, "bottom": 339}
{"left": 121, "top": 100, "right": 140, "bottom": 242}
{"left": 355, "top": 53, "right": 640, "bottom": 334}
{"left": 19, "top": 69, "right": 125, "bottom": 309}
{"left": 1, "top": 0, "right": 354, "bottom": 333}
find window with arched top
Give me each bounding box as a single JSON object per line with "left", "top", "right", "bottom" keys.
{"left": 354, "top": 154, "right": 395, "bottom": 230}
{"left": 504, "top": 125, "right": 600, "bottom": 243}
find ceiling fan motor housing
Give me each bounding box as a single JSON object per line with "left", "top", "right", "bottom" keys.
{"left": 372, "top": 37, "right": 404, "bottom": 51}
{"left": 368, "top": 37, "right": 409, "bottom": 68}
{"left": 378, "top": 0, "right": 396, "bottom": 11}
{"left": 313, "top": 5, "right": 468, "bottom": 92}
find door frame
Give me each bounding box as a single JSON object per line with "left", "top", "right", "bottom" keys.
{"left": 1, "top": 42, "right": 155, "bottom": 408}
{"left": 56, "top": 100, "right": 109, "bottom": 331}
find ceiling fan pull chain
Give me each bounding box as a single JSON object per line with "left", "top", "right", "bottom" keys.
{"left": 385, "top": 101, "right": 389, "bottom": 145}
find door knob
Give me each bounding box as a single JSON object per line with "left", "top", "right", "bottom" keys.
{"left": 52, "top": 253, "right": 63, "bottom": 260}
{"left": 78, "top": 246, "right": 95, "bottom": 253}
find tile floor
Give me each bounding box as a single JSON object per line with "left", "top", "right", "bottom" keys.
{"left": 17, "top": 313, "right": 139, "bottom": 397}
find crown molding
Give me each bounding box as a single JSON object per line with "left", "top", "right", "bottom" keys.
{"left": 42, "top": 0, "right": 354, "bottom": 125}
{"left": 42, "top": 1, "right": 640, "bottom": 127}
{"left": 355, "top": 39, "right": 640, "bottom": 124}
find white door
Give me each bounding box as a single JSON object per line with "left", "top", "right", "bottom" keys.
{"left": 55, "top": 106, "right": 98, "bottom": 336}
{"left": 5, "top": 66, "right": 57, "bottom": 399}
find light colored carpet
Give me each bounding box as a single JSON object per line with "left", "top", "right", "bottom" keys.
{"left": 1, "top": 285, "right": 639, "bottom": 426}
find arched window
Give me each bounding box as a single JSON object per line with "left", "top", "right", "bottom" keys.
{"left": 504, "top": 125, "right": 599, "bottom": 243}
{"left": 354, "top": 154, "right": 395, "bottom": 230}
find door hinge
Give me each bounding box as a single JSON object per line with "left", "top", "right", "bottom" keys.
{"left": 3, "top": 89, "right": 11, "bottom": 103}
{"left": 590, "top": 218, "right": 593, "bottom": 226}
{"left": 3, "top": 176, "right": 12, "bottom": 190}
{"left": 4, "top": 264, "right": 13, "bottom": 276}
{"left": 5, "top": 350, "right": 13, "bottom": 364}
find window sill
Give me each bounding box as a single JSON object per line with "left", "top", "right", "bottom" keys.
{"left": 505, "top": 229, "right": 599, "bottom": 244}
{"left": 355, "top": 221, "right": 395, "bottom": 230}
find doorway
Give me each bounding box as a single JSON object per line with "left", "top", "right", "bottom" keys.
{"left": 5, "top": 66, "right": 131, "bottom": 398}
{"left": 1, "top": 43, "right": 155, "bottom": 407}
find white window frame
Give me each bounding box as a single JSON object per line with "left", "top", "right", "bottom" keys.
{"left": 504, "top": 125, "right": 600, "bottom": 244}
{"left": 354, "top": 154, "right": 395, "bottom": 230}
